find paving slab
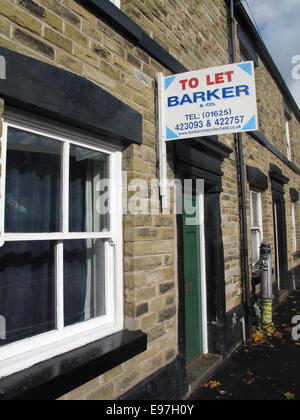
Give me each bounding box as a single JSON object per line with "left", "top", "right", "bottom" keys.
{"left": 188, "top": 291, "right": 300, "bottom": 400}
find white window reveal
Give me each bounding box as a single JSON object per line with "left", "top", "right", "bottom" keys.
{"left": 292, "top": 202, "right": 297, "bottom": 253}
{"left": 0, "top": 111, "right": 123, "bottom": 378}
{"left": 110, "top": 0, "right": 121, "bottom": 8}
{"left": 250, "top": 190, "right": 263, "bottom": 267}
{"left": 286, "top": 119, "right": 292, "bottom": 161}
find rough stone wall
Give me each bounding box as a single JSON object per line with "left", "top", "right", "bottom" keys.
{"left": 234, "top": 21, "right": 300, "bottom": 296}
{"left": 221, "top": 148, "right": 242, "bottom": 312}
{"left": 290, "top": 113, "right": 300, "bottom": 167}
{"left": 0, "top": 0, "right": 178, "bottom": 400}
{"left": 239, "top": 137, "right": 300, "bottom": 300}
{"left": 122, "top": 0, "right": 243, "bottom": 323}
{"left": 242, "top": 133, "right": 300, "bottom": 283}
{"left": 0, "top": 0, "right": 239, "bottom": 400}
{"left": 255, "top": 58, "right": 287, "bottom": 157}
{"left": 289, "top": 115, "right": 300, "bottom": 264}
{"left": 122, "top": 0, "right": 230, "bottom": 71}
{"left": 0, "top": 0, "right": 299, "bottom": 400}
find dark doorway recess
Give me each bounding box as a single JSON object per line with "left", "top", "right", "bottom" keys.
{"left": 182, "top": 191, "right": 203, "bottom": 363}
{"left": 270, "top": 164, "right": 290, "bottom": 297}
{"left": 173, "top": 136, "right": 232, "bottom": 359}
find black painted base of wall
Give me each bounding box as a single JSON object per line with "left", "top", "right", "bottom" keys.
{"left": 119, "top": 356, "right": 187, "bottom": 401}
{"left": 224, "top": 304, "right": 245, "bottom": 355}
{"left": 119, "top": 308, "right": 247, "bottom": 401}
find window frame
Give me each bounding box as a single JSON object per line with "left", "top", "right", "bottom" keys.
{"left": 250, "top": 190, "right": 263, "bottom": 267}
{"left": 0, "top": 109, "right": 124, "bottom": 378}
{"left": 291, "top": 202, "right": 297, "bottom": 253}
{"left": 285, "top": 119, "right": 292, "bottom": 161}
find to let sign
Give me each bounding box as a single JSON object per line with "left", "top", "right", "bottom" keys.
{"left": 159, "top": 61, "right": 258, "bottom": 141}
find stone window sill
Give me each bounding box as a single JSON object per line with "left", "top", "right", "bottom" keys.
{"left": 0, "top": 329, "right": 147, "bottom": 400}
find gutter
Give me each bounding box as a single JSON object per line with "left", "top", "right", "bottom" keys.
{"left": 229, "top": 0, "right": 253, "bottom": 342}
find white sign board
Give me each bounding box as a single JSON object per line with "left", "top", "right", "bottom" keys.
{"left": 159, "top": 61, "right": 258, "bottom": 141}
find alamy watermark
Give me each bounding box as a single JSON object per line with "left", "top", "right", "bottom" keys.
{"left": 292, "top": 55, "right": 300, "bottom": 80}
{"left": 97, "top": 174, "right": 204, "bottom": 225}
{"left": 292, "top": 315, "right": 300, "bottom": 341}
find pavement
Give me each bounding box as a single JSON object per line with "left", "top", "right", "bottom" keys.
{"left": 188, "top": 290, "right": 300, "bottom": 400}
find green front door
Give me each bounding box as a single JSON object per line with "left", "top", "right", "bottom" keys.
{"left": 183, "top": 193, "right": 203, "bottom": 364}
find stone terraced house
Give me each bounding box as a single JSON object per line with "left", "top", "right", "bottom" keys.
{"left": 0, "top": 0, "right": 299, "bottom": 400}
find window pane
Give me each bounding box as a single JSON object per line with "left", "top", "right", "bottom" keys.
{"left": 0, "top": 241, "right": 55, "bottom": 346}
{"left": 251, "top": 192, "right": 260, "bottom": 228}
{"left": 64, "top": 239, "right": 106, "bottom": 327}
{"left": 69, "top": 145, "right": 110, "bottom": 232}
{"left": 251, "top": 229, "right": 261, "bottom": 265}
{"left": 292, "top": 203, "right": 297, "bottom": 252}
{"left": 5, "top": 127, "right": 61, "bottom": 233}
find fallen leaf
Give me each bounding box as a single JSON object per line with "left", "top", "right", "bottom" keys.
{"left": 204, "top": 380, "right": 221, "bottom": 390}
{"left": 203, "top": 354, "right": 213, "bottom": 359}
{"left": 282, "top": 392, "right": 295, "bottom": 400}
{"left": 252, "top": 329, "right": 266, "bottom": 343}
{"left": 244, "top": 378, "right": 255, "bottom": 385}
{"left": 202, "top": 360, "right": 213, "bottom": 366}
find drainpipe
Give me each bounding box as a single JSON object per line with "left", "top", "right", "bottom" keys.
{"left": 228, "top": 0, "right": 253, "bottom": 342}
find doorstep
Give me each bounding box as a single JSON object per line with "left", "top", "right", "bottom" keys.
{"left": 185, "top": 354, "right": 223, "bottom": 397}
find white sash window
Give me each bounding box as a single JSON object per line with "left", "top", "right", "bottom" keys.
{"left": 0, "top": 111, "right": 123, "bottom": 377}
{"left": 250, "top": 190, "right": 263, "bottom": 267}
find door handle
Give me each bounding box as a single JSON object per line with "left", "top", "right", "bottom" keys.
{"left": 185, "top": 283, "right": 192, "bottom": 292}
